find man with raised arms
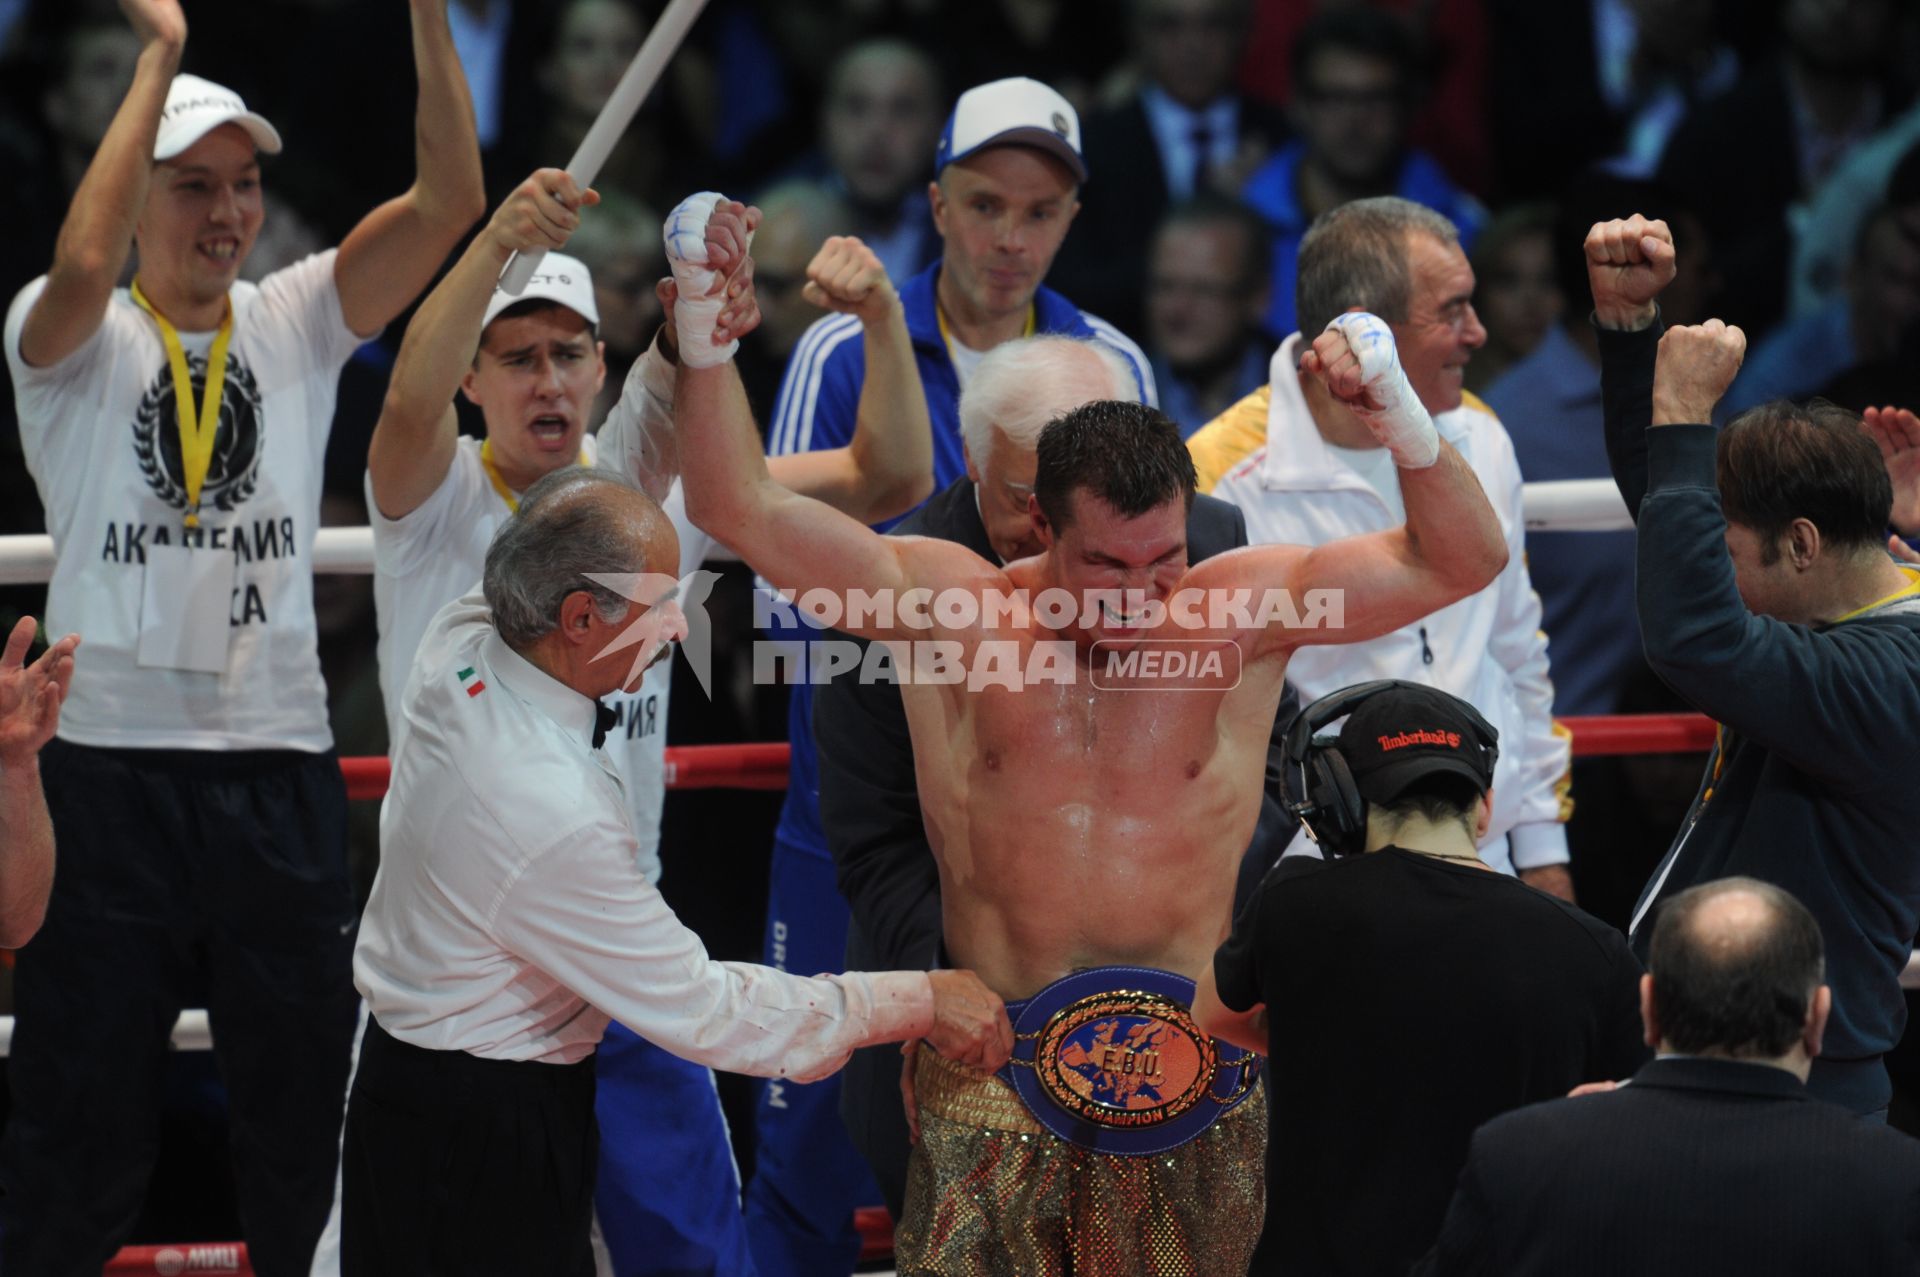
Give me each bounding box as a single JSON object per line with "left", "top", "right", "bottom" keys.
{"left": 351, "top": 172, "right": 935, "bottom": 1275}
{"left": 675, "top": 224, "right": 1509, "bottom": 1272}
{"left": 1, "top": 0, "right": 483, "bottom": 1268}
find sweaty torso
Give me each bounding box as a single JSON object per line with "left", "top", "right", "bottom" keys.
{"left": 897, "top": 555, "right": 1291, "bottom": 1000}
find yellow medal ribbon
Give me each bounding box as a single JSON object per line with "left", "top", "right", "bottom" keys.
{"left": 936, "top": 302, "right": 1035, "bottom": 372}
{"left": 480, "top": 438, "right": 590, "bottom": 513}
{"left": 131, "top": 279, "right": 232, "bottom": 529}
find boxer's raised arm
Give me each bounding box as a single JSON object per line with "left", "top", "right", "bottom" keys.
{"left": 368, "top": 172, "right": 595, "bottom": 520}
{"left": 16, "top": 0, "right": 183, "bottom": 369}
{"left": 332, "top": 0, "right": 486, "bottom": 338}
{"left": 761, "top": 237, "right": 934, "bottom": 522}
{"left": 1196, "top": 317, "right": 1506, "bottom": 655}
{"left": 679, "top": 354, "right": 963, "bottom": 641}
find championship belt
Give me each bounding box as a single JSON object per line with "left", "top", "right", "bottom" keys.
{"left": 995, "top": 966, "right": 1260, "bottom": 1156}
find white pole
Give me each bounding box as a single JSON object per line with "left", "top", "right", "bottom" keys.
{"left": 497, "top": 0, "right": 713, "bottom": 294}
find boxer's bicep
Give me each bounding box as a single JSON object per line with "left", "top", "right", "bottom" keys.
{"left": 1275, "top": 527, "right": 1458, "bottom": 651}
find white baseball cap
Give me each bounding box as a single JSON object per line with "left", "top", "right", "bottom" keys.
{"left": 936, "top": 77, "right": 1087, "bottom": 183}
{"left": 482, "top": 252, "right": 600, "bottom": 330}
{"left": 155, "top": 74, "right": 283, "bottom": 162}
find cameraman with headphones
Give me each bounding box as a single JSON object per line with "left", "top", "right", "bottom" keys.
{"left": 1194, "top": 680, "right": 1647, "bottom": 1276}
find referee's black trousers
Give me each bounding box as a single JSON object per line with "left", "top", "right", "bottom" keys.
{"left": 340, "top": 1020, "right": 599, "bottom": 1276}
{"left": 0, "top": 740, "right": 358, "bottom": 1277}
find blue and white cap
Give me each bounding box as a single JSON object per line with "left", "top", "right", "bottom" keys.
{"left": 935, "top": 77, "right": 1087, "bottom": 183}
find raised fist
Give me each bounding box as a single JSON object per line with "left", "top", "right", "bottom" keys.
{"left": 1585, "top": 214, "right": 1676, "bottom": 332}
{"left": 1651, "top": 319, "right": 1745, "bottom": 427}
{"left": 1300, "top": 312, "right": 1440, "bottom": 468}
{"left": 664, "top": 193, "right": 762, "bottom": 367}
{"left": 802, "top": 237, "right": 899, "bottom": 326}
{"left": 487, "top": 169, "right": 599, "bottom": 257}
{"left": 1863, "top": 405, "right": 1920, "bottom": 538}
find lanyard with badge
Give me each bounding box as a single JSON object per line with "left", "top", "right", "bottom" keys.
{"left": 130, "top": 280, "right": 239, "bottom": 674}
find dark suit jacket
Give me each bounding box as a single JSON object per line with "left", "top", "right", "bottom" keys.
{"left": 1049, "top": 93, "right": 1290, "bottom": 339}
{"left": 816, "top": 478, "right": 1302, "bottom": 1216}
{"left": 1415, "top": 1057, "right": 1920, "bottom": 1277}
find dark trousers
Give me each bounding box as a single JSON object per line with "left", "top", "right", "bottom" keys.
{"left": 0, "top": 739, "right": 358, "bottom": 1277}
{"left": 340, "top": 1020, "right": 599, "bottom": 1276}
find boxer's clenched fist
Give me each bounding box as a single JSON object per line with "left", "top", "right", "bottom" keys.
{"left": 1585, "top": 214, "right": 1676, "bottom": 332}
{"left": 1652, "top": 319, "right": 1745, "bottom": 427}
{"left": 487, "top": 169, "right": 599, "bottom": 257}
{"left": 802, "top": 237, "right": 899, "bottom": 326}
{"left": 923, "top": 969, "right": 1015, "bottom": 1073}
{"left": 664, "top": 193, "right": 762, "bottom": 367}
{"left": 1301, "top": 312, "right": 1440, "bottom": 468}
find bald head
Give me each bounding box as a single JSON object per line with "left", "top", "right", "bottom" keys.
{"left": 1648, "top": 877, "right": 1825, "bottom": 1061}
{"left": 484, "top": 468, "right": 679, "bottom": 652}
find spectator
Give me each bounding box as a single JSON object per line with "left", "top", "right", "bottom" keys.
{"left": 1190, "top": 197, "right": 1575, "bottom": 898}
{"left": 1242, "top": 7, "right": 1484, "bottom": 340}
{"left": 1657, "top": 0, "right": 1912, "bottom": 333}
{"left": 1587, "top": 212, "right": 1920, "bottom": 1116}
{"left": 806, "top": 38, "right": 944, "bottom": 283}
{"left": 1722, "top": 201, "right": 1920, "bottom": 418}
{"left": 0, "top": 616, "right": 78, "bottom": 950}
{"left": 748, "top": 75, "right": 1153, "bottom": 1277}
{"left": 1234, "top": 0, "right": 1491, "bottom": 196}
{"left": 527, "top": 0, "right": 678, "bottom": 212}
{"left": 1196, "top": 680, "right": 1648, "bottom": 1277}
{"left": 738, "top": 179, "right": 852, "bottom": 420}
{"left": 1417, "top": 877, "right": 1920, "bottom": 1277}
{"left": 1049, "top": 0, "right": 1287, "bottom": 336}
{"left": 1791, "top": 119, "right": 1920, "bottom": 319}
{"left": 1466, "top": 202, "right": 1561, "bottom": 395}
{"left": 1486, "top": 0, "right": 1741, "bottom": 201}
{"left": 814, "top": 333, "right": 1302, "bottom": 1220}
{"left": 1144, "top": 195, "right": 1273, "bottom": 436}
{"left": 0, "top": 0, "right": 485, "bottom": 1268}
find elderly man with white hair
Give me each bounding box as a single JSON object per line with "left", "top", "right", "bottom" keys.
{"left": 812, "top": 332, "right": 1304, "bottom": 1219}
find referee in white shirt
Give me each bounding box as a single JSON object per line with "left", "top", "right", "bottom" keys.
{"left": 342, "top": 468, "right": 1011, "bottom": 1274}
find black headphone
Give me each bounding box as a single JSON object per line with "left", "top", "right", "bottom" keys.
{"left": 1282, "top": 680, "right": 1500, "bottom": 859}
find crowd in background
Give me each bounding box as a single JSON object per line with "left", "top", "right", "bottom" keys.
{"left": 3, "top": 0, "right": 1920, "bottom": 1247}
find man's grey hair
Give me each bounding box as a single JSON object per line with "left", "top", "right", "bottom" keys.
{"left": 1295, "top": 196, "right": 1461, "bottom": 340}
{"left": 483, "top": 467, "right": 652, "bottom": 648}
{"left": 958, "top": 336, "right": 1140, "bottom": 465}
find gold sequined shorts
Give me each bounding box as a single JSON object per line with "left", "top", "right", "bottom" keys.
{"left": 893, "top": 1046, "right": 1267, "bottom": 1276}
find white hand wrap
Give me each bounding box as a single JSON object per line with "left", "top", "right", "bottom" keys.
{"left": 664, "top": 192, "right": 746, "bottom": 369}
{"left": 1325, "top": 312, "right": 1440, "bottom": 469}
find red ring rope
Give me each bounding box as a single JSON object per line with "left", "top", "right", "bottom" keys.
{"left": 336, "top": 714, "right": 1716, "bottom": 800}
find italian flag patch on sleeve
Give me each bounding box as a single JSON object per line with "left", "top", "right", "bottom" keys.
{"left": 459, "top": 666, "right": 486, "bottom": 697}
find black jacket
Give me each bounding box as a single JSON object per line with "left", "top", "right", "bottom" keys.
{"left": 815, "top": 478, "right": 1301, "bottom": 1215}
{"left": 1416, "top": 1057, "right": 1920, "bottom": 1276}
{"left": 1599, "top": 318, "right": 1920, "bottom": 1112}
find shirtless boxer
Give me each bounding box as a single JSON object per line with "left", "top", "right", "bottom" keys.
{"left": 675, "top": 217, "right": 1508, "bottom": 1275}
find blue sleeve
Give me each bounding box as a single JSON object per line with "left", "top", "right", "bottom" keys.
{"left": 1636, "top": 424, "right": 1920, "bottom": 789}
{"left": 767, "top": 315, "right": 865, "bottom": 458}
{"left": 760, "top": 317, "right": 867, "bottom": 642}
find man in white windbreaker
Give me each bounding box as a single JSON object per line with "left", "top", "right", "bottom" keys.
{"left": 1189, "top": 196, "right": 1574, "bottom": 898}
